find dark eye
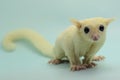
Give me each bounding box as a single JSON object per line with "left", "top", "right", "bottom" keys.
{"left": 99, "top": 25, "right": 104, "bottom": 31}
{"left": 84, "top": 27, "right": 90, "bottom": 34}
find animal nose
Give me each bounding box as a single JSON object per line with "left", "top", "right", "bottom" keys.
{"left": 92, "top": 34, "right": 100, "bottom": 41}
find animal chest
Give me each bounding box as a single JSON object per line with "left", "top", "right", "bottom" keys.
{"left": 74, "top": 40, "right": 92, "bottom": 56}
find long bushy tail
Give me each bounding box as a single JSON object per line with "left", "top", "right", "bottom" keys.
{"left": 3, "top": 29, "right": 54, "bottom": 58}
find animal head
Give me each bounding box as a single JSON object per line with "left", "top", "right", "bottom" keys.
{"left": 71, "top": 17, "right": 114, "bottom": 42}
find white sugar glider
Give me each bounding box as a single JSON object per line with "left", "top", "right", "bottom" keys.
{"left": 3, "top": 17, "right": 114, "bottom": 71}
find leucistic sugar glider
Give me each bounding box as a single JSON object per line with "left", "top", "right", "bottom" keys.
{"left": 3, "top": 17, "right": 114, "bottom": 71}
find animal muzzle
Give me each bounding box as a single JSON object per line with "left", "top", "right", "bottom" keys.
{"left": 91, "top": 34, "right": 100, "bottom": 41}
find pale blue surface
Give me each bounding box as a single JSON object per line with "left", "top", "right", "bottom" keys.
{"left": 0, "top": 0, "right": 120, "bottom": 80}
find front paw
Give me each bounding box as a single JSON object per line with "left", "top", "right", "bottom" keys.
{"left": 70, "top": 65, "right": 86, "bottom": 71}
{"left": 84, "top": 62, "right": 97, "bottom": 68}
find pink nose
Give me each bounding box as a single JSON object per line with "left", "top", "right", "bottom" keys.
{"left": 92, "top": 35, "right": 100, "bottom": 41}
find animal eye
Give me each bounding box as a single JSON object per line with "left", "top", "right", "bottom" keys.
{"left": 99, "top": 25, "right": 104, "bottom": 31}
{"left": 84, "top": 27, "right": 90, "bottom": 34}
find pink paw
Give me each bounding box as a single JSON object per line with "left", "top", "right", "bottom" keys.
{"left": 92, "top": 56, "right": 105, "bottom": 61}
{"left": 85, "top": 62, "right": 97, "bottom": 68}
{"left": 71, "top": 65, "right": 86, "bottom": 71}
{"left": 48, "top": 59, "right": 62, "bottom": 64}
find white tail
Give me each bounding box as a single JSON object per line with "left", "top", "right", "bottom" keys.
{"left": 3, "top": 29, "right": 54, "bottom": 58}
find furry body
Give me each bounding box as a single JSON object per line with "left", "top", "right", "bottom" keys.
{"left": 3, "top": 17, "right": 113, "bottom": 71}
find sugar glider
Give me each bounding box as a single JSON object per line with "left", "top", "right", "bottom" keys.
{"left": 3, "top": 17, "right": 114, "bottom": 71}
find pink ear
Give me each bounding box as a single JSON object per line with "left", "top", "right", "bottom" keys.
{"left": 70, "top": 19, "right": 82, "bottom": 28}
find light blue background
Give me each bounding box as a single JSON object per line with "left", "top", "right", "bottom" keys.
{"left": 0, "top": 0, "right": 120, "bottom": 80}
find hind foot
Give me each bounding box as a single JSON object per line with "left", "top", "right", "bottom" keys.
{"left": 48, "top": 59, "right": 62, "bottom": 64}
{"left": 92, "top": 56, "right": 105, "bottom": 61}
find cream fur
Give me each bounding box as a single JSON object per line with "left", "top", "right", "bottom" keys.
{"left": 3, "top": 29, "right": 54, "bottom": 58}
{"left": 3, "top": 17, "right": 114, "bottom": 70}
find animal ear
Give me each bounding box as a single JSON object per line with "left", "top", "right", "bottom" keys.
{"left": 70, "top": 19, "right": 82, "bottom": 28}
{"left": 105, "top": 18, "right": 115, "bottom": 25}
